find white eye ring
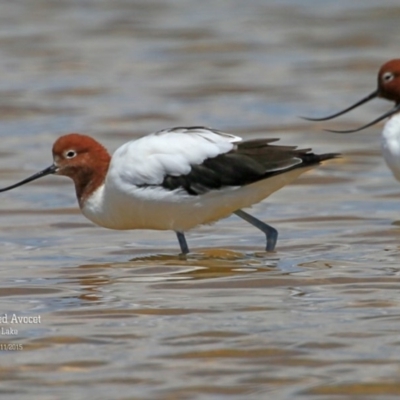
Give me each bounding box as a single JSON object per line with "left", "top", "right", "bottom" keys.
{"left": 65, "top": 150, "right": 77, "bottom": 159}
{"left": 383, "top": 72, "right": 394, "bottom": 82}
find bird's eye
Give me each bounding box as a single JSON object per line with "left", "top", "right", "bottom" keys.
{"left": 383, "top": 72, "right": 394, "bottom": 82}
{"left": 65, "top": 150, "right": 77, "bottom": 159}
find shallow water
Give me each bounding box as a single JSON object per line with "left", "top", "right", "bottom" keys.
{"left": 1, "top": 1, "right": 400, "bottom": 399}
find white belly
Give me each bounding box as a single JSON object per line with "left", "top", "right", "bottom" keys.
{"left": 81, "top": 167, "right": 312, "bottom": 232}
{"left": 381, "top": 115, "right": 400, "bottom": 182}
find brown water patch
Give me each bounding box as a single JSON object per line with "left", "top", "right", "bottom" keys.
{"left": 163, "top": 347, "right": 303, "bottom": 359}
{"left": 0, "top": 287, "right": 62, "bottom": 297}
{"left": 305, "top": 381, "right": 400, "bottom": 396}
{"left": 168, "top": 84, "right": 271, "bottom": 99}
{"left": 0, "top": 208, "right": 80, "bottom": 215}
{"left": 154, "top": 276, "right": 400, "bottom": 290}
{"left": 298, "top": 342, "right": 347, "bottom": 350}
{"left": 0, "top": 105, "right": 78, "bottom": 120}
{"left": 101, "top": 112, "right": 178, "bottom": 125}
{"left": 45, "top": 87, "right": 110, "bottom": 97}
{"left": 279, "top": 215, "right": 368, "bottom": 223}
{"left": 56, "top": 308, "right": 216, "bottom": 319}
{"left": 290, "top": 175, "right": 352, "bottom": 185}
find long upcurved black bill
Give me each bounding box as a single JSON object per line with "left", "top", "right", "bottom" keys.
{"left": 0, "top": 164, "right": 58, "bottom": 193}
{"left": 300, "top": 89, "right": 379, "bottom": 121}
{"left": 324, "top": 102, "right": 400, "bottom": 134}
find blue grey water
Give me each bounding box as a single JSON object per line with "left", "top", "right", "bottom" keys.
{"left": 1, "top": 0, "right": 400, "bottom": 399}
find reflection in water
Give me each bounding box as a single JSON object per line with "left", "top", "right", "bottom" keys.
{"left": 45, "top": 251, "right": 278, "bottom": 305}
{"left": 71, "top": 251, "right": 278, "bottom": 285}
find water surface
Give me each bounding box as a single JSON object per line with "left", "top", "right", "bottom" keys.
{"left": 1, "top": 1, "right": 400, "bottom": 399}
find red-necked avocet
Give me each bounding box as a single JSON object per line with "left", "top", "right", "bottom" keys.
{"left": 0, "top": 127, "right": 338, "bottom": 254}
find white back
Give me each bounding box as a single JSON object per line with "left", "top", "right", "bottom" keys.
{"left": 107, "top": 127, "right": 241, "bottom": 186}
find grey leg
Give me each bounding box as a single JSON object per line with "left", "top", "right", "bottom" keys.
{"left": 234, "top": 209, "right": 278, "bottom": 252}
{"left": 176, "top": 231, "right": 189, "bottom": 254}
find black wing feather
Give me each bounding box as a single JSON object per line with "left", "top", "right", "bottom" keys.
{"left": 161, "top": 138, "right": 339, "bottom": 195}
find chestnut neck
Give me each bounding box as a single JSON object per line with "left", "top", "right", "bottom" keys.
{"left": 73, "top": 156, "right": 111, "bottom": 207}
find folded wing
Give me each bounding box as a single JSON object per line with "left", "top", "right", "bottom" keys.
{"left": 109, "top": 126, "right": 337, "bottom": 195}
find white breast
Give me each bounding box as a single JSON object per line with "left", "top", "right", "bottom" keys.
{"left": 381, "top": 113, "right": 400, "bottom": 181}
{"left": 81, "top": 166, "right": 311, "bottom": 232}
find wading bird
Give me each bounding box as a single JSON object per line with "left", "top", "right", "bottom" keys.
{"left": 0, "top": 127, "right": 338, "bottom": 254}
{"left": 303, "top": 59, "right": 400, "bottom": 181}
